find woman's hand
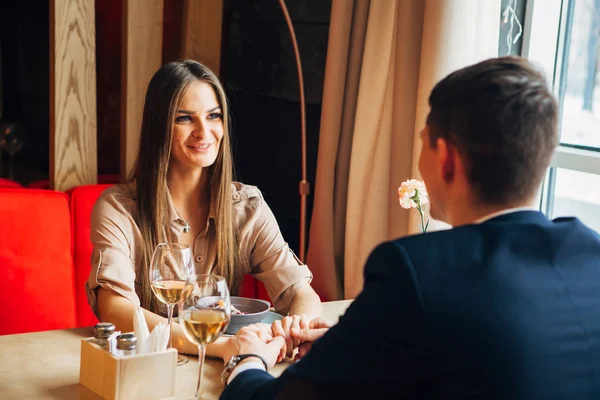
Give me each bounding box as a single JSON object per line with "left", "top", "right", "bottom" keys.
{"left": 270, "top": 315, "right": 310, "bottom": 359}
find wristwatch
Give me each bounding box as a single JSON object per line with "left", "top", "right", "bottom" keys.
{"left": 221, "top": 354, "right": 269, "bottom": 384}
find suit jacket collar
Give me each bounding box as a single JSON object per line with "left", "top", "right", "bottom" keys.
{"left": 483, "top": 210, "right": 550, "bottom": 225}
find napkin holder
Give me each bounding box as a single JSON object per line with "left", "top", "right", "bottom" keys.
{"left": 79, "top": 338, "right": 177, "bottom": 400}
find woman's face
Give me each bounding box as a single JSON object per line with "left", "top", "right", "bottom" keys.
{"left": 170, "top": 80, "right": 224, "bottom": 170}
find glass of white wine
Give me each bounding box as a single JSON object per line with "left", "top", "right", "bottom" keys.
{"left": 150, "top": 243, "right": 195, "bottom": 366}
{"left": 179, "top": 274, "right": 231, "bottom": 399}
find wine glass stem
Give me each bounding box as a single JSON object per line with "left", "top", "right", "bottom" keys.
{"left": 196, "top": 345, "right": 206, "bottom": 399}
{"left": 167, "top": 304, "right": 175, "bottom": 349}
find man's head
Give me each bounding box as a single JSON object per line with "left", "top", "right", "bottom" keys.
{"left": 418, "top": 56, "right": 558, "bottom": 223}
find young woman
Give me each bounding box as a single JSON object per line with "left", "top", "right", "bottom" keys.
{"left": 86, "top": 60, "right": 322, "bottom": 358}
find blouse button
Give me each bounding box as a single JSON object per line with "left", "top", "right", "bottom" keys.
{"left": 195, "top": 255, "right": 204, "bottom": 263}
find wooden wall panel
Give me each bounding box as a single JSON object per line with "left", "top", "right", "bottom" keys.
{"left": 50, "top": 0, "right": 97, "bottom": 191}
{"left": 121, "top": 0, "right": 164, "bottom": 180}
{"left": 181, "top": 0, "right": 224, "bottom": 75}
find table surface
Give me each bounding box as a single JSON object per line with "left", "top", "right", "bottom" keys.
{"left": 0, "top": 300, "right": 352, "bottom": 400}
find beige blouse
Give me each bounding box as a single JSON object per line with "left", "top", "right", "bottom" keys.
{"left": 85, "top": 182, "right": 313, "bottom": 316}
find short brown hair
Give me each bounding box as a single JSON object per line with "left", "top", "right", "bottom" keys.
{"left": 427, "top": 56, "right": 558, "bottom": 205}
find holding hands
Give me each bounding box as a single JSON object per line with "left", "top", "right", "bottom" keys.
{"left": 223, "top": 315, "right": 331, "bottom": 368}
{"left": 271, "top": 315, "right": 310, "bottom": 359}
{"left": 288, "top": 317, "right": 330, "bottom": 361}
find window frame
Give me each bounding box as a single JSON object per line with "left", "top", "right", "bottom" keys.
{"left": 521, "top": 0, "right": 600, "bottom": 217}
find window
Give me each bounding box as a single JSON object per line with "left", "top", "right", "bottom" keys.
{"left": 520, "top": 0, "right": 600, "bottom": 232}
{"left": 552, "top": 168, "right": 600, "bottom": 231}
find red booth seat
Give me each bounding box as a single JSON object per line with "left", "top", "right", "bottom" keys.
{"left": 0, "top": 178, "right": 23, "bottom": 188}
{"left": 0, "top": 189, "right": 77, "bottom": 335}
{"left": 68, "top": 184, "right": 113, "bottom": 327}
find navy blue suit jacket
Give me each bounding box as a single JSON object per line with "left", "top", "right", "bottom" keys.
{"left": 221, "top": 211, "right": 600, "bottom": 399}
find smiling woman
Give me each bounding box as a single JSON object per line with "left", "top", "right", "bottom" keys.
{"left": 85, "top": 60, "right": 322, "bottom": 360}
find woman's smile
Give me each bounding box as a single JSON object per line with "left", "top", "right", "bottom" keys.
{"left": 186, "top": 142, "right": 214, "bottom": 152}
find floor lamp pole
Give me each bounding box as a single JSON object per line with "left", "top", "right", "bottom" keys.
{"left": 278, "top": 0, "right": 309, "bottom": 262}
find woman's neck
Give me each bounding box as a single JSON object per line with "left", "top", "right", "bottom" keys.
{"left": 166, "top": 163, "right": 210, "bottom": 212}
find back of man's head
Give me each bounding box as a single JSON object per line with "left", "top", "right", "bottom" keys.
{"left": 427, "top": 56, "right": 558, "bottom": 205}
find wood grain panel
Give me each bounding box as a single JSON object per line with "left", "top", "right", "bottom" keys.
{"left": 181, "top": 0, "right": 224, "bottom": 75}
{"left": 50, "top": 0, "right": 97, "bottom": 191}
{"left": 121, "top": 0, "right": 164, "bottom": 180}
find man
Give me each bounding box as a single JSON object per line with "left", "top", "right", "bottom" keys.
{"left": 220, "top": 57, "right": 600, "bottom": 399}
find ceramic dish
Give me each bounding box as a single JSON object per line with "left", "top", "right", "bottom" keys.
{"left": 224, "top": 297, "right": 283, "bottom": 334}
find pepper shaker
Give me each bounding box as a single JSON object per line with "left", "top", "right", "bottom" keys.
{"left": 92, "top": 322, "right": 115, "bottom": 352}
{"left": 116, "top": 333, "right": 137, "bottom": 356}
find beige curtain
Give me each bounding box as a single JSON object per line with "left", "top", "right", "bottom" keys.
{"left": 307, "top": 0, "right": 501, "bottom": 301}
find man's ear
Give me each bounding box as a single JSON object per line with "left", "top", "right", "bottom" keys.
{"left": 437, "top": 137, "right": 455, "bottom": 183}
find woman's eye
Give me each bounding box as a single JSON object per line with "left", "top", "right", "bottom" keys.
{"left": 175, "top": 115, "right": 192, "bottom": 123}
{"left": 207, "top": 112, "right": 223, "bottom": 120}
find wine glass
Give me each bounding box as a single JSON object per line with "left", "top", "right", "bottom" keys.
{"left": 179, "top": 274, "right": 231, "bottom": 399}
{"left": 150, "top": 243, "right": 195, "bottom": 366}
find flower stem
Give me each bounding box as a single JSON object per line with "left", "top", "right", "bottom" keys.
{"left": 417, "top": 203, "right": 426, "bottom": 233}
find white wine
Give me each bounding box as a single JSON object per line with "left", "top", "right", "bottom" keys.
{"left": 180, "top": 308, "right": 230, "bottom": 346}
{"left": 151, "top": 279, "right": 193, "bottom": 305}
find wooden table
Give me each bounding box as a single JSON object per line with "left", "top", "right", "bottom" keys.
{"left": 0, "top": 300, "right": 351, "bottom": 399}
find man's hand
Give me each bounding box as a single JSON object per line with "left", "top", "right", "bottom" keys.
{"left": 270, "top": 315, "right": 311, "bottom": 359}
{"left": 222, "top": 326, "right": 285, "bottom": 369}
{"left": 290, "top": 317, "right": 331, "bottom": 361}
{"left": 237, "top": 323, "right": 274, "bottom": 342}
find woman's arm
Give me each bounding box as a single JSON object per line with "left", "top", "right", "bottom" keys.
{"left": 288, "top": 285, "right": 322, "bottom": 319}
{"left": 97, "top": 287, "right": 230, "bottom": 358}
{"left": 270, "top": 285, "right": 323, "bottom": 358}
{"left": 244, "top": 189, "right": 321, "bottom": 316}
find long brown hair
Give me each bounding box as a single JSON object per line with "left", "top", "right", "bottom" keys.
{"left": 131, "top": 60, "right": 239, "bottom": 313}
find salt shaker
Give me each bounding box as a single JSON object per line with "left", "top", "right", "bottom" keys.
{"left": 93, "top": 322, "right": 115, "bottom": 352}
{"left": 116, "top": 333, "right": 137, "bottom": 356}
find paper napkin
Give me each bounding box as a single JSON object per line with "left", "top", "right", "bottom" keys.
{"left": 133, "top": 306, "right": 169, "bottom": 354}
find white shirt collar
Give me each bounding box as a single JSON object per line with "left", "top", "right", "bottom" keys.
{"left": 474, "top": 207, "right": 537, "bottom": 224}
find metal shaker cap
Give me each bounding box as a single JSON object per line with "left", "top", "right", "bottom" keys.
{"left": 116, "top": 333, "right": 137, "bottom": 350}
{"left": 93, "top": 322, "right": 115, "bottom": 339}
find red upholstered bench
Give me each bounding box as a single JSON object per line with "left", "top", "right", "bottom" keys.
{"left": 0, "top": 178, "right": 23, "bottom": 188}
{"left": 0, "top": 189, "right": 77, "bottom": 334}
{"left": 67, "top": 184, "right": 113, "bottom": 327}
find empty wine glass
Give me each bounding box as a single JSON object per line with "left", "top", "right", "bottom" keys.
{"left": 150, "top": 243, "right": 195, "bottom": 366}
{"left": 179, "top": 274, "right": 231, "bottom": 399}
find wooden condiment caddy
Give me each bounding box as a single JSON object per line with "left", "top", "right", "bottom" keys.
{"left": 79, "top": 338, "right": 177, "bottom": 399}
